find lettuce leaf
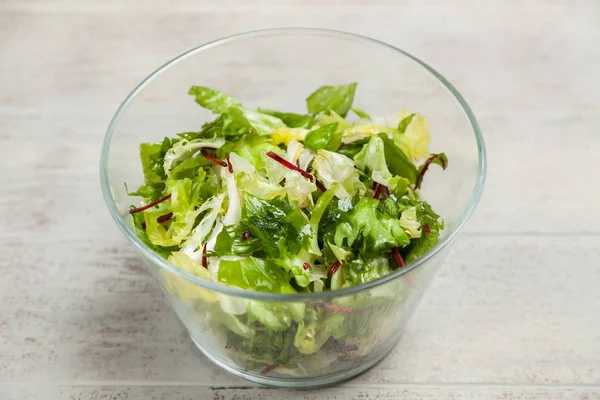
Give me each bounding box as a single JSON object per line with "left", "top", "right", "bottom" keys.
{"left": 217, "top": 257, "right": 294, "bottom": 293}
{"left": 247, "top": 301, "right": 304, "bottom": 332}
{"left": 306, "top": 83, "right": 357, "bottom": 117}
{"left": 188, "top": 86, "right": 241, "bottom": 113}
{"left": 351, "top": 107, "right": 371, "bottom": 121}
{"left": 316, "top": 110, "right": 352, "bottom": 131}
{"left": 144, "top": 178, "right": 203, "bottom": 247}
{"left": 232, "top": 134, "right": 280, "bottom": 169}
{"left": 313, "top": 150, "right": 365, "bottom": 198}
{"left": 308, "top": 183, "right": 340, "bottom": 255}
{"left": 258, "top": 109, "right": 316, "bottom": 128}
{"left": 404, "top": 201, "right": 444, "bottom": 263}
{"left": 163, "top": 138, "right": 226, "bottom": 175}
{"left": 228, "top": 107, "right": 286, "bottom": 136}
{"left": 333, "top": 197, "right": 410, "bottom": 254}
{"left": 347, "top": 256, "right": 393, "bottom": 285}
{"left": 354, "top": 135, "right": 405, "bottom": 189}
{"left": 397, "top": 113, "right": 415, "bottom": 133}
{"left": 377, "top": 133, "right": 418, "bottom": 183}
{"left": 241, "top": 194, "right": 311, "bottom": 259}
{"left": 303, "top": 123, "right": 342, "bottom": 152}
{"left": 212, "top": 225, "right": 261, "bottom": 256}
{"left": 128, "top": 138, "right": 173, "bottom": 200}
{"left": 392, "top": 111, "right": 431, "bottom": 162}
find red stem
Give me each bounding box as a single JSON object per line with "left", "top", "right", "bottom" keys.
{"left": 415, "top": 154, "right": 445, "bottom": 190}
{"left": 315, "top": 180, "right": 327, "bottom": 192}
{"left": 226, "top": 155, "right": 233, "bottom": 173}
{"left": 381, "top": 186, "right": 389, "bottom": 198}
{"left": 373, "top": 184, "right": 383, "bottom": 199}
{"left": 392, "top": 247, "right": 405, "bottom": 268}
{"left": 266, "top": 151, "right": 326, "bottom": 192}
{"left": 156, "top": 212, "right": 173, "bottom": 224}
{"left": 329, "top": 260, "right": 341, "bottom": 275}
{"left": 129, "top": 194, "right": 171, "bottom": 214}
{"left": 266, "top": 151, "right": 313, "bottom": 182}
{"left": 201, "top": 149, "right": 227, "bottom": 167}
{"left": 201, "top": 243, "right": 208, "bottom": 268}
{"left": 260, "top": 364, "right": 278, "bottom": 375}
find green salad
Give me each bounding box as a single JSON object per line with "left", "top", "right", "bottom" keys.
{"left": 127, "top": 82, "right": 447, "bottom": 375}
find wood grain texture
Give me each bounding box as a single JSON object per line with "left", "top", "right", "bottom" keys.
{"left": 1, "top": 0, "right": 600, "bottom": 399}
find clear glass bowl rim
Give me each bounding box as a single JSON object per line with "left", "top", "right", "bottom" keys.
{"left": 100, "top": 27, "right": 487, "bottom": 302}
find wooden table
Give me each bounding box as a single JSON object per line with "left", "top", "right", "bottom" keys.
{"left": 2, "top": 1, "right": 599, "bottom": 399}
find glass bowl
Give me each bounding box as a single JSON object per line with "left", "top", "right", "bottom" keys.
{"left": 100, "top": 28, "right": 486, "bottom": 388}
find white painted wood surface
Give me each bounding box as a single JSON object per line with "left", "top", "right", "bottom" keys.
{"left": 1, "top": 1, "right": 599, "bottom": 399}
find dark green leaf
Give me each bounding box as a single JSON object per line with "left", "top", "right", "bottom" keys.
{"left": 306, "top": 82, "right": 357, "bottom": 117}
{"left": 242, "top": 195, "right": 311, "bottom": 258}
{"left": 336, "top": 138, "right": 369, "bottom": 159}
{"left": 377, "top": 133, "right": 418, "bottom": 183}
{"left": 304, "top": 123, "right": 341, "bottom": 151}
{"left": 212, "top": 225, "right": 262, "bottom": 256}
{"left": 258, "top": 109, "right": 316, "bottom": 128}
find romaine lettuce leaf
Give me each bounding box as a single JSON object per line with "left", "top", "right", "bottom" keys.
{"left": 128, "top": 138, "right": 173, "bottom": 200}
{"left": 217, "top": 257, "right": 294, "bottom": 293}
{"left": 188, "top": 86, "right": 241, "bottom": 113}
{"left": 228, "top": 107, "right": 286, "bottom": 136}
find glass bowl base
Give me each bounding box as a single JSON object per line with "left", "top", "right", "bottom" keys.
{"left": 191, "top": 335, "right": 399, "bottom": 389}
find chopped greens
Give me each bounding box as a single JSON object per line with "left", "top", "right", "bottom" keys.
{"left": 128, "top": 83, "right": 447, "bottom": 378}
